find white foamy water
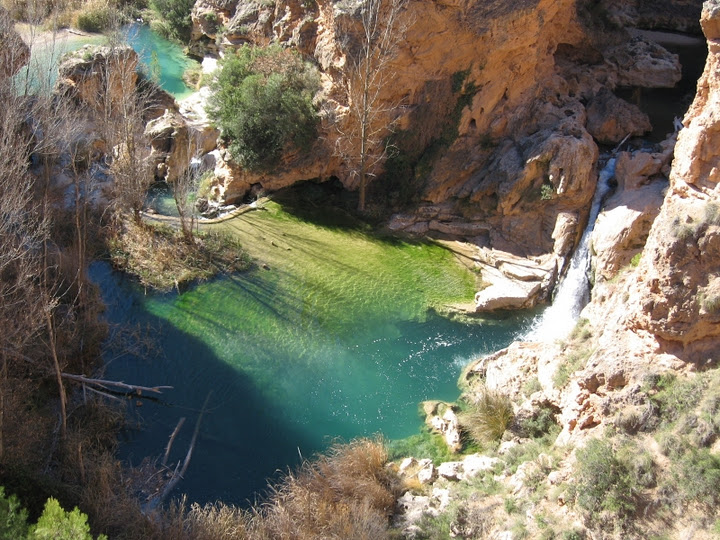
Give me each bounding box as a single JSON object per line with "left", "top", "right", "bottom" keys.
{"left": 524, "top": 158, "right": 616, "bottom": 342}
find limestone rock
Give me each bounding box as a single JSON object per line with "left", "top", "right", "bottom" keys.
{"left": 462, "top": 341, "right": 562, "bottom": 404}
{"left": 595, "top": 0, "right": 704, "bottom": 34}
{"left": 591, "top": 146, "right": 672, "bottom": 281}
{"left": 422, "top": 401, "right": 462, "bottom": 453}
{"left": 614, "top": 144, "right": 673, "bottom": 191}
{"left": 552, "top": 212, "right": 580, "bottom": 260}
{"left": 473, "top": 277, "right": 542, "bottom": 311}
{"left": 179, "top": 87, "right": 220, "bottom": 154}
{"left": 0, "top": 8, "right": 30, "bottom": 78}
{"left": 461, "top": 454, "right": 500, "bottom": 479}
{"left": 56, "top": 46, "right": 138, "bottom": 111}
{"left": 417, "top": 461, "right": 436, "bottom": 484}
{"left": 606, "top": 36, "right": 682, "bottom": 88}
{"left": 437, "top": 461, "right": 463, "bottom": 481}
{"left": 623, "top": 0, "right": 720, "bottom": 352}
{"left": 585, "top": 88, "right": 652, "bottom": 144}
{"left": 145, "top": 110, "right": 193, "bottom": 183}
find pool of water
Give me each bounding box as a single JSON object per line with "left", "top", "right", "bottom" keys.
{"left": 93, "top": 201, "right": 534, "bottom": 505}
{"left": 14, "top": 23, "right": 195, "bottom": 98}
{"left": 13, "top": 29, "right": 104, "bottom": 93}
{"left": 124, "top": 23, "right": 196, "bottom": 99}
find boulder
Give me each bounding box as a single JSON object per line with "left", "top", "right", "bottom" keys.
{"left": 586, "top": 88, "right": 652, "bottom": 144}
{"left": 422, "top": 401, "right": 462, "bottom": 453}
{"left": 606, "top": 36, "right": 682, "bottom": 88}
{"left": 437, "top": 461, "right": 463, "bottom": 481}
{"left": 56, "top": 46, "right": 138, "bottom": 111}
{"left": 474, "top": 278, "right": 542, "bottom": 311}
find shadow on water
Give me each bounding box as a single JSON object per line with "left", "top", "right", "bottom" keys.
{"left": 90, "top": 262, "right": 313, "bottom": 506}
{"left": 269, "top": 180, "right": 370, "bottom": 231}
{"left": 268, "top": 180, "right": 446, "bottom": 252}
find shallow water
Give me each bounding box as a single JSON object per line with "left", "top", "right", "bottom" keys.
{"left": 93, "top": 203, "right": 534, "bottom": 505}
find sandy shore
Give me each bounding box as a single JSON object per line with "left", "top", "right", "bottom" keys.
{"left": 14, "top": 22, "right": 97, "bottom": 52}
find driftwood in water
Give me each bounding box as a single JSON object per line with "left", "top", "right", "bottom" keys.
{"left": 143, "top": 391, "right": 212, "bottom": 513}
{"left": 61, "top": 372, "right": 173, "bottom": 395}
{"left": 162, "top": 417, "right": 186, "bottom": 467}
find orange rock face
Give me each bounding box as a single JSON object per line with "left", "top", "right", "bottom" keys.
{"left": 624, "top": 0, "right": 720, "bottom": 354}
{"left": 193, "top": 0, "right": 683, "bottom": 307}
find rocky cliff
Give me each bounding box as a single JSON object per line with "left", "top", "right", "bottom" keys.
{"left": 191, "top": 0, "right": 685, "bottom": 310}
{"left": 394, "top": 2, "right": 720, "bottom": 538}
{"left": 0, "top": 7, "right": 29, "bottom": 78}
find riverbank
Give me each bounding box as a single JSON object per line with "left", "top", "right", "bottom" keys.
{"left": 14, "top": 22, "right": 98, "bottom": 51}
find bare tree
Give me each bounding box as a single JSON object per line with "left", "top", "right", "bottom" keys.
{"left": 172, "top": 146, "right": 201, "bottom": 245}
{"left": 335, "top": 0, "right": 409, "bottom": 212}
{"left": 0, "top": 10, "right": 56, "bottom": 449}
{"left": 107, "top": 57, "right": 153, "bottom": 224}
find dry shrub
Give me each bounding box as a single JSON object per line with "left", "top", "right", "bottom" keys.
{"left": 109, "top": 220, "right": 251, "bottom": 291}
{"left": 152, "top": 439, "right": 397, "bottom": 540}
{"left": 249, "top": 438, "right": 398, "bottom": 539}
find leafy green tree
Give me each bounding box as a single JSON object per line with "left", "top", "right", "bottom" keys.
{"left": 0, "top": 487, "right": 28, "bottom": 540}
{"left": 28, "top": 498, "right": 106, "bottom": 540}
{"left": 208, "top": 44, "right": 320, "bottom": 172}
{"left": 151, "top": 0, "right": 195, "bottom": 43}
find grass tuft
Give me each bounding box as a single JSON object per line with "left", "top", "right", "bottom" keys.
{"left": 461, "top": 388, "right": 514, "bottom": 445}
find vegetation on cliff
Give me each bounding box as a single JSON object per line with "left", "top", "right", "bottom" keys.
{"left": 208, "top": 44, "right": 320, "bottom": 172}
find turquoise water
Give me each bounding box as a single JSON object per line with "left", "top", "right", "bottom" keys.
{"left": 15, "top": 24, "right": 194, "bottom": 98}
{"left": 123, "top": 23, "right": 195, "bottom": 99}
{"left": 13, "top": 32, "right": 104, "bottom": 93}
{"left": 92, "top": 219, "right": 533, "bottom": 505}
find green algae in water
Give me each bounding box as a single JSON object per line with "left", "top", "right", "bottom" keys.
{"left": 96, "top": 203, "right": 533, "bottom": 504}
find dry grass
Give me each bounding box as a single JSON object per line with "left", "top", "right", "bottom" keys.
{"left": 249, "top": 438, "right": 398, "bottom": 539}
{"left": 461, "top": 388, "right": 514, "bottom": 445}
{"left": 154, "top": 438, "right": 398, "bottom": 540}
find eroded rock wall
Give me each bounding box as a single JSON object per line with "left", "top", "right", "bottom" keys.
{"left": 462, "top": 0, "right": 720, "bottom": 448}
{"left": 193, "top": 0, "right": 686, "bottom": 309}
{"left": 624, "top": 0, "right": 720, "bottom": 352}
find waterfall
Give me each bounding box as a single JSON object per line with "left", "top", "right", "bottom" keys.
{"left": 524, "top": 158, "right": 616, "bottom": 342}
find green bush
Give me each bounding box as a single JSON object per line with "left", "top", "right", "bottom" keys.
{"left": 150, "top": 0, "right": 195, "bottom": 42}
{"left": 675, "top": 448, "right": 720, "bottom": 507}
{"left": 208, "top": 44, "right": 320, "bottom": 172}
{"left": 0, "top": 490, "right": 106, "bottom": 540}
{"left": 29, "top": 498, "right": 106, "bottom": 540}
{"left": 0, "top": 487, "right": 28, "bottom": 540}
{"left": 572, "top": 439, "right": 637, "bottom": 521}
{"left": 519, "top": 406, "right": 559, "bottom": 440}
{"left": 75, "top": 4, "right": 115, "bottom": 32}
{"left": 461, "top": 388, "right": 514, "bottom": 445}
{"left": 650, "top": 373, "right": 702, "bottom": 423}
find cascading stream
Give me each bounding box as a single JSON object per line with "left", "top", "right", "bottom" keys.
{"left": 524, "top": 157, "right": 616, "bottom": 342}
